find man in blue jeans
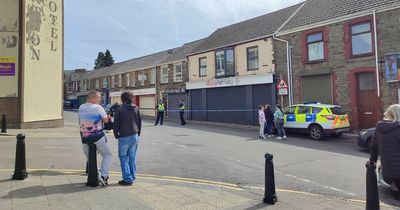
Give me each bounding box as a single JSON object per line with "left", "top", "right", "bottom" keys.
{"left": 113, "top": 91, "right": 142, "bottom": 186}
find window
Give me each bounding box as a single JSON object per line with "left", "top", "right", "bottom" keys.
{"left": 110, "top": 75, "right": 115, "bottom": 88}
{"left": 161, "top": 66, "right": 168, "bottom": 83}
{"left": 351, "top": 22, "right": 372, "bottom": 56}
{"left": 102, "top": 78, "right": 107, "bottom": 88}
{"left": 284, "top": 106, "right": 296, "bottom": 114}
{"left": 130, "top": 72, "right": 136, "bottom": 87}
{"left": 298, "top": 106, "right": 310, "bottom": 114}
{"left": 150, "top": 68, "right": 156, "bottom": 84}
{"left": 138, "top": 73, "right": 146, "bottom": 86}
{"left": 307, "top": 32, "right": 324, "bottom": 61}
{"left": 174, "top": 64, "right": 183, "bottom": 82}
{"left": 118, "top": 75, "right": 122, "bottom": 87}
{"left": 199, "top": 57, "right": 207, "bottom": 77}
{"left": 215, "top": 48, "right": 235, "bottom": 77}
{"left": 311, "top": 107, "right": 323, "bottom": 114}
{"left": 95, "top": 79, "right": 99, "bottom": 89}
{"left": 125, "top": 73, "right": 130, "bottom": 87}
{"left": 247, "top": 47, "right": 258, "bottom": 70}
{"left": 358, "top": 73, "right": 376, "bottom": 91}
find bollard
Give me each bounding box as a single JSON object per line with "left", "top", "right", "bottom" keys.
{"left": 85, "top": 161, "right": 89, "bottom": 174}
{"left": 86, "top": 143, "right": 99, "bottom": 187}
{"left": 366, "top": 162, "right": 380, "bottom": 210}
{"left": 263, "top": 153, "right": 278, "bottom": 204}
{"left": 1, "top": 113, "right": 6, "bottom": 133}
{"left": 12, "top": 134, "right": 28, "bottom": 180}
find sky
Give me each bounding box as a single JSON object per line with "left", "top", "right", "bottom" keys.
{"left": 64, "top": 0, "right": 304, "bottom": 70}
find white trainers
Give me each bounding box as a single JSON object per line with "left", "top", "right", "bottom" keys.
{"left": 267, "top": 135, "right": 271, "bottom": 138}
{"left": 283, "top": 135, "right": 287, "bottom": 140}
{"left": 277, "top": 137, "right": 282, "bottom": 140}
{"left": 98, "top": 171, "right": 107, "bottom": 187}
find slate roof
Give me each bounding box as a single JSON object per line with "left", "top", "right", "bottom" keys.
{"left": 160, "top": 39, "right": 205, "bottom": 64}
{"left": 190, "top": 2, "right": 304, "bottom": 54}
{"left": 279, "top": 0, "right": 400, "bottom": 32}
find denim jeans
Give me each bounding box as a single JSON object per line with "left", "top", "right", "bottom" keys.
{"left": 118, "top": 134, "right": 139, "bottom": 183}
{"left": 265, "top": 122, "right": 273, "bottom": 135}
{"left": 275, "top": 120, "right": 286, "bottom": 137}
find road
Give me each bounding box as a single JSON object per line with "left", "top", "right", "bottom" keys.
{"left": 0, "top": 111, "right": 382, "bottom": 202}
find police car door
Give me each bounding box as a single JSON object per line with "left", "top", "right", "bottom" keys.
{"left": 296, "top": 106, "right": 311, "bottom": 128}
{"left": 284, "top": 106, "right": 297, "bottom": 128}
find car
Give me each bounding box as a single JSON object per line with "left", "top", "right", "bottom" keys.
{"left": 283, "top": 102, "right": 351, "bottom": 140}
{"left": 63, "top": 100, "right": 73, "bottom": 109}
{"left": 358, "top": 127, "right": 375, "bottom": 152}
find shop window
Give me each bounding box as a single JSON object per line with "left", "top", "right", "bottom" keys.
{"left": 138, "top": 73, "right": 146, "bottom": 86}
{"left": 215, "top": 48, "right": 235, "bottom": 77}
{"left": 161, "top": 66, "right": 169, "bottom": 83}
{"left": 174, "top": 64, "right": 183, "bottom": 82}
{"left": 199, "top": 57, "right": 207, "bottom": 77}
{"left": 247, "top": 46, "right": 259, "bottom": 70}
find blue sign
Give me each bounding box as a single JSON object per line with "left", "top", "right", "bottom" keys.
{"left": 384, "top": 54, "right": 400, "bottom": 81}
{"left": 306, "top": 114, "right": 317, "bottom": 122}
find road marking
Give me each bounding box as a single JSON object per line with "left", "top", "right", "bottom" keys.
{"left": 175, "top": 144, "right": 186, "bottom": 148}
{"left": 42, "top": 147, "right": 65, "bottom": 149}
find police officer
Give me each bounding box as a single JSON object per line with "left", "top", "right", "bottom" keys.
{"left": 155, "top": 100, "right": 165, "bottom": 126}
{"left": 179, "top": 99, "right": 186, "bottom": 125}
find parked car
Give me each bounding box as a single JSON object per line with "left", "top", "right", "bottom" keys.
{"left": 283, "top": 102, "right": 351, "bottom": 140}
{"left": 358, "top": 127, "right": 375, "bottom": 152}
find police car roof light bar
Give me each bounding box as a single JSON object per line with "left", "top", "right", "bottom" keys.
{"left": 303, "top": 101, "right": 320, "bottom": 104}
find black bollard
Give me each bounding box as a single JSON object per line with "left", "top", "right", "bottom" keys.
{"left": 366, "top": 162, "right": 380, "bottom": 210}
{"left": 86, "top": 143, "right": 99, "bottom": 187}
{"left": 12, "top": 134, "right": 28, "bottom": 180}
{"left": 1, "top": 113, "right": 6, "bottom": 133}
{"left": 263, "top": 153, "right": 278, "bottom": 204}
{"left": 85, "top": 161, "right": 89, "bottom": 174}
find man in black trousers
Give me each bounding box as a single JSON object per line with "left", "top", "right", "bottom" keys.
{"left": 178, "top": 99, "right": 186, "bottom": 125}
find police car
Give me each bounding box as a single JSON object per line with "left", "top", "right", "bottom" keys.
{"left": 283, "top": 102, "right": 351, "bottom": 140}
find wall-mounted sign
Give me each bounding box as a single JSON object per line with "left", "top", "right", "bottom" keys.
{"left": 278, "top": 88, "right": 288, "bottom": 95}
{"left": 384, "top": 53, "right": 400, "bottom": 82}
{"left": 0, "top": 56, "right": 16, "bottom": 76}
{"left": 186, "top": 74, "right": 273, "bottom": 90}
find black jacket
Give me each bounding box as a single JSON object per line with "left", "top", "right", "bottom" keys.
{"left": 264, "top": 109, "right": 274, "bottom": 123}
{"left": 113, "top": 103, "right": 142, "bottom": 139}
{"left": 370, "top": 120, "right": 400, "bottom": 179}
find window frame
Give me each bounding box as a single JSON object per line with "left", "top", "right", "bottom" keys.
{"left": 302, "top": 27, "right": 328, "bottom": 64}
{"left": 350, "top": 21, "right": 373, "bottom": 57}
{"left": 215, "top": 48, "right": 235, "bottom": 78}
{"left": 125, "top": 73, "right": 130, "bottom": 87}
{"left": 160, "top": 66, "right": 169, "bottom": 84}
{"left": 173, "top": 64, "right": 183, "bottom": 82}
{"left": 150, "top": 68, "right": 156, "bottom": 85}
{"left": 306, "top": 32, "right": 324, "bottom": 63}
{"left": 199, "top": 57, "right": 207, "bottom": 77}
{"left": 247, "top": 46, "right": 259, "bottom": 71}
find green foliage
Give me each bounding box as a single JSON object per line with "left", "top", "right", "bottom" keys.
{"left": 94, "top": 49, "right": 114, "bottom": 69}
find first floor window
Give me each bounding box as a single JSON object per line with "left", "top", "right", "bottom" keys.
{"left": 351, "top": 22, "right": 372, "bottom": 56}
{"left": 95, "top": 79, "right": 100, "bottom": 89}
{"left": 150, "top": 68, "right": 156, "bottom": 84}
{"left": 118, "top": 75, "right": 122, "bottom": 87}
{"left": 161, "top": 66, "right": 168, "bottom": 83}
{"left": 174, "top": 64, "right": 183, "bottom": 82}
{"left": 110, "top": 75, "right": 115, "bottom": 88}
{"left": 247, "top": 47, "right": 259, "bottom": 70}
{"left": 125, "top": 73, "right": 130, "bottom": 87}
{"left": 215, "top": 48, "right": 235, "bottom": 77}
{"left": 307, "top": 32, "right": 324, "bottom": 61}
{"left": 138, "top": 73, "right": 145, "bottom": 86}
{"left": 199, "top": 57, "right": 207, "bottom": 77}
{"left": 130, "top": 72, "right": 136, "bottom": 87}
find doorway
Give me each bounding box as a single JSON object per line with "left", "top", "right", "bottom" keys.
{"left": 357, "top": 73, "right": 379, "bottom": 129}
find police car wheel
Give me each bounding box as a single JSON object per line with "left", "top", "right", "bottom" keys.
{"left": 309, "top": 125, "right": 324, "bottom": 140}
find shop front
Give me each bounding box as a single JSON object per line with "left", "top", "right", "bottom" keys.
{"left": 133, "top": 88, "right": 156, "bottom": 117}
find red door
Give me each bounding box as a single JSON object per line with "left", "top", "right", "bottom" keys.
{"left": 357, "top": 73, "right": 380, "bottom": 129}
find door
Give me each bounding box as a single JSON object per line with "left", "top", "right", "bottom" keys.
{"left": 139, "top": 95, "right": 155, "bottom": 117}
{"left": 284, "top": 106, "right": 297, "bottom": 128}
{"left": 357, "top": 73, "right": 379, "bottom": 129}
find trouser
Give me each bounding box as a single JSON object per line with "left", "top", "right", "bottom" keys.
{"left": 82, "top": 136, "right": 112, "bottom": 177}
{"left": 155, "top": 111, "right": 164, "bottom": 125}
{"left": 265, "top": 122, "right": 273, "bottom": 135}
{"left": 118, "top": 134, "right": 139, "bottom": 183}
{"left": 275, "top": 120, "right": 286, "bottom": 137}
{"left": 179, "top": 111, "right": 186, "bottom": 125}
{"left": 259, "top": 120, "right": 265, "bottom": 137}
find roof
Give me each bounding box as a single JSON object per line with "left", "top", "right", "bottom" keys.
{"left": 191, "top": 3, "right": 304, "bottom": 54}
{"left": 279, "top": 0, "right": 400, "bottom": 32}
{"left": 160, "top": 39, "right": 205, "bottom": 64}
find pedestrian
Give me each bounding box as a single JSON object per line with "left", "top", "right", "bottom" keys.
{"left": 274, "top": 104, "right": 286, "bottom": 140}
{"left": 155, "top": 100, "right": 165, "bottom": 126}
{"left": 113, "top": 91, "right": 142, "bottom": 186}
{"left": 264, "top": 104, "right": 274, "bottom": 138}
{"left": 179, "top": 99, "right": 186, "bottom": 125}
{"left": 369, "top": 104, "right": 400, "bottom": 192}
{"left": 78, "top": 90, "right": 112, "bottom": 186}
{"left": 258, "top": 105, "right": 266, "bottom": 139}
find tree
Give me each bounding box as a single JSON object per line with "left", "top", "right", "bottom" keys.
{"left": 94, "top": 52, "right": 105, "bottom": 69}
{"left": 104, "top": 49, "right": 115, "bottom": 67}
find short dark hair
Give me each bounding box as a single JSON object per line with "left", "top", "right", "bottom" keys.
{"left": 121, "top": 91, "right": 133, "bottom": 104}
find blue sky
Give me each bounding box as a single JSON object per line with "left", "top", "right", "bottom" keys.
{"left": 64, "top": 0, "right": 303, "bottom": 70}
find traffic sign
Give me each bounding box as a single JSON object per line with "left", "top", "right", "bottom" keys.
{"left": 277, "top": 79, "right": 288, "bottom": 89}
{"left": 278, "top": 88, "right": 288, "bottom": 95}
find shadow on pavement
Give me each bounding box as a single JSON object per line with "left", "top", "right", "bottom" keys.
{"left": 242, "top": 202, "right": 270, "bottom": 210}
{"left": 29, "top": 170, "right": 85, "bottom": 177}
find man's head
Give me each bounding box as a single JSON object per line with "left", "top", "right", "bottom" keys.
{"left": 121, "top": 91, "right": 133, "bottom": 104}
{"left": 87, "top": 90, "right": 101, "bottom": 104}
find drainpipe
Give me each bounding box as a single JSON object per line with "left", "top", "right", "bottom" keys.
{"left": 373, "top": 10, "right": 380, "bottom": 97}
{"left": 273, "top": 34, "right": 292, "bottom": 106}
